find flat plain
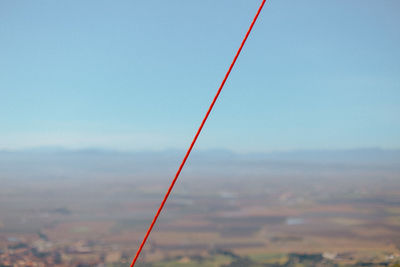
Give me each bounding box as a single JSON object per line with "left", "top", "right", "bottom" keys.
{"left": 1, "top": 149, "right": 400, "bottom": 266}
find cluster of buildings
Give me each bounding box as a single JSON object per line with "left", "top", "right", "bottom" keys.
{"left": 0, "top": 237, "right": 129, "bottom": 267}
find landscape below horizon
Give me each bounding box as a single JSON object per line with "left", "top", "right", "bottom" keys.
{"left": 1, "top": 148, "right": 400, "bottom": 266}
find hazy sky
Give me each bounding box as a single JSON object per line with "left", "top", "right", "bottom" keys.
{"left": 1, "top": 0, "right": 399, "bottom": 152}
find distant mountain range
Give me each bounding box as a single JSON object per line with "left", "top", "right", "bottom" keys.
{"left": 1, "top": 147, "right": 400, "bottom": 163}
{"left": 0, "top": 147, "right": 399, "bottom": 180}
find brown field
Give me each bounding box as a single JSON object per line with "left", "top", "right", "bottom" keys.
{"left": 1, "top": 150, "right": 400, "bottom": 265}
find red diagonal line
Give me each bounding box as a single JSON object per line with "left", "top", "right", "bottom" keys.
{"left": 130, "top": 1, "right": 266, "bottom": 266}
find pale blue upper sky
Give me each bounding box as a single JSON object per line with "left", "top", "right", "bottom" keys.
{"left": 1, "top": 0, "right": 399, "bottom": 152}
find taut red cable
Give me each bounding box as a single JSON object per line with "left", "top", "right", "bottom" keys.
{"left": 130, "top": 1, "right": 267, "bottom": 266}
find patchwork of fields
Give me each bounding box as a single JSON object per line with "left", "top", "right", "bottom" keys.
{"left": 1, "top": 150, "right": 400, "bottom": 266}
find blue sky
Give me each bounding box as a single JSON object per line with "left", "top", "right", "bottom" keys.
{"left": 1, "top": 0, "right": 399, "bottom": 152}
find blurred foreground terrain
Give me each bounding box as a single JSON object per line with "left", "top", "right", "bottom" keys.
{"left": 1, "top": 148, "right": 400, "bottom": 267}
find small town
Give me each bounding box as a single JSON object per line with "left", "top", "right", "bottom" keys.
{"left": 0, "top": 236, "right": 130, "bottom": 267}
